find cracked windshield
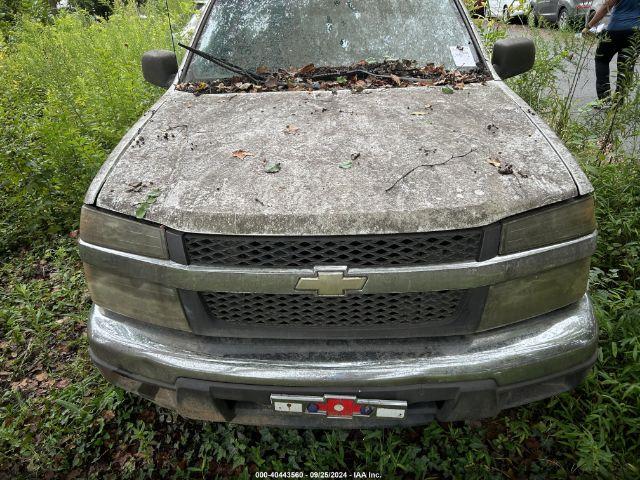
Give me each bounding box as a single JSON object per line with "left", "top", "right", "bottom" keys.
{"left": 182, "top": 0, "right": 484, "bottom": 92}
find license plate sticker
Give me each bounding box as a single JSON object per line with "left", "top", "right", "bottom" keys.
{"left": 273, "top": 401, "right": 303, "bottom": 413}
{"left": 270, "top": 394, "right": 407, "bottom": 419}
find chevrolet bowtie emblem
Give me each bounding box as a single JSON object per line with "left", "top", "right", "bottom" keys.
{"left": 295, "top": 267, "right": 368, "bottom": 296}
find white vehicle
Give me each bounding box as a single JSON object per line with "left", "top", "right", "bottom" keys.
{"left": 485, "top": 0, "right": 530, "bottom": 20}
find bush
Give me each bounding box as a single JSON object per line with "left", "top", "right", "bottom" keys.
{"left": 0, "top": 0, "right": 52, "bottom": 40}
{"left": 0, "top": 0, "right": 189, "bottom": 256}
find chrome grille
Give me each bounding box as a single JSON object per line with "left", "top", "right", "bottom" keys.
{"left": 183, "top": 231, "right": 483, "bottom": 268}
{"left": 200, "top": 291, "right": 465, "bottom": 328}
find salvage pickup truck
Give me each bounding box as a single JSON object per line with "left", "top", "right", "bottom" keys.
{"left": 80, "top": 0, "right": 597, "bottom": 427}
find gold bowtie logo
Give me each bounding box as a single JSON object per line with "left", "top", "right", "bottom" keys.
{"left": 295, "top": 267, "right": 368, "bottom": 297}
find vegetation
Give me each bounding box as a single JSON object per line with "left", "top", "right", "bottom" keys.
{"left": 0, "top": 0, "right": 189, "bottom": 254}
{"left": 0, "top": 3, "right": 639, "bottom": 478}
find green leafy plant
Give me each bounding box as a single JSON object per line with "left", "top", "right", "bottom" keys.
{"left": 0, "top": 0, "right": 191, "bottom": 255}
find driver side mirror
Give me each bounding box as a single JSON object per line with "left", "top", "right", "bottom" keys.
{"left": 141, "top": 50, "right": 179, "bottom": 88}
{"left": 491, "top": 38, "right": 536, "bottom": 80}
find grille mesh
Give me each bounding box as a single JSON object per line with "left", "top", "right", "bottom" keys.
{"left": 184, "top": 231, "right": 482, "bottom": 268}
{"left": 200, "top": 291, "right": 465, "bottom": 328}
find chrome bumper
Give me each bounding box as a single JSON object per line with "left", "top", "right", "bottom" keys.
{"left": 89, "top": 295, "right": 597, "bottom": 389}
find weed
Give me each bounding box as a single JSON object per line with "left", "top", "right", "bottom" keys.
{"left": 0, "top": 0, "right": 191, "bottom": 256}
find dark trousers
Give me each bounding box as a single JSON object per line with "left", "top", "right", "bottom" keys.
{"left": 595, "top": 29, "right": 639, "bottom": 100}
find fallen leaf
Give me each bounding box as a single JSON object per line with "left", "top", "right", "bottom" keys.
{"left": 352, "top": 80, "right": 368, "bottom": 93}
{"left": 336, "top": 76, "right": 348, "bottom": 85}
{"left": 34, "top": 372, "right": 48, "bottom": 382}
{"left": 102, "top": 410, "right": 116, "bottom": 421}
{"left": 284, "top": 125, "right": 300, "bottom": 135}
{"left": 339, "top": 161, "right": 353, "bottom": 169}
{"left": 265, "top": 163, "right": 282, "bottom": 174}
{"left": 265, "top": 76, "right": 278, "bottom": 88}
{"left": 442, "top": 86, "right": 454, "bottom": 94}
{"left": 488, "top": 157, "right": 502, "bottom": 167}
{"left": 298, "top": 63, "right": 316, "bottom": 75}
{"left": 232, "top": 149, "right": 255, "bottom": 160}
{"left": 135, "top": 189, "right": 161, "bottom": 219}
{"left": 55, "top": 378, "right": 71, "bottom": 389}
{"left": 390, "top": 74, "right": 402, "bottom": 86}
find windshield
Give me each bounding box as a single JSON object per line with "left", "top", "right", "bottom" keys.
{"left": 183, "top": 0, "right": 479, "bottom": 82}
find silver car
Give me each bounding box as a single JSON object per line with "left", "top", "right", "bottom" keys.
{"left": 80, "top": 0, "right": 598, "bottom": 427}
{"left": 530, "top": 0, "right": 604, "bottom": 28}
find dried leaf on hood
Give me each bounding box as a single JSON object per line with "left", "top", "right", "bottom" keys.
{"left": 176, "top": 59, "right": 489, "bottom": 96}
{"left": 265, "top": 162, "right": 282, "bottom": 174}
{"left": 135, "top": 189, "right": 161, "bottom": 219}
{"left": 232, "top": 149, "right": 255, "bottom": 160}
{"left": 264, "top": 76, "right": 278, "bottom": 89}
{"left": 298, "top": 63, "right": 316, "bottom": 75}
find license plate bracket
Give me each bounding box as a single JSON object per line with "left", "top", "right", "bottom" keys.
{"left": 270, "top": 394, "right": 407, "bottom": 419}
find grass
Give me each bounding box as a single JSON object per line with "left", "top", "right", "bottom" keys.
{"left": 1, "top": 4, "right": 639, "bottom": 479}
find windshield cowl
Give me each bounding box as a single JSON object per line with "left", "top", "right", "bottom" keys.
{"left": 177, "top": 59, "right": 489, "bottom": 96}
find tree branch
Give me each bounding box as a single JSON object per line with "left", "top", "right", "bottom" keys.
{"left": 385, "top": 148, "right": 476, "bottom": 193}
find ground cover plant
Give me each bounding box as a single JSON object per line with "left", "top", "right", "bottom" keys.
{"left": 1, "top": 3, "right": 639, "bottom": 478}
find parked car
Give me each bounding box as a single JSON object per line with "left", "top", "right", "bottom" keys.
{"left": 529, "top": 0, "right": 604, "bottom": 28}
{"left": 484, "top": 0, "right": 531, "bottom": 20}
{"left": 80, "top": 0, "right": 597, "bottom": 427}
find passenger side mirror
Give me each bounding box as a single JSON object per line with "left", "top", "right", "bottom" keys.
{"left": 141, "top": 50, "right": 179, "bottom": 88}
{"left": 491, "top": 38, "right": 536, "bottom": 80}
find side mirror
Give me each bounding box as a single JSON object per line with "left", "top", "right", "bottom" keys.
{"left": 142, "top": 50, "right": 178, "bottom": 88}
{"left": 491, "top": 38, "right": 536, "bottom": 80}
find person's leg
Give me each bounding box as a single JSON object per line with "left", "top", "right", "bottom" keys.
{"left": 615, "top": 30, "right": 640, "bottom": 99}
{"left": 595, "top": 33, "right": 618, "bottom": 100}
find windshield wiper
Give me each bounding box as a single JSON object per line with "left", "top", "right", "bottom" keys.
{"left": 178, "top": 43, "right": 266, "bottom": 84}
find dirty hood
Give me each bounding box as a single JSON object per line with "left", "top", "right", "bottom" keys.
{"left": 92, "top": 82, "right": 591, "bottom": 235}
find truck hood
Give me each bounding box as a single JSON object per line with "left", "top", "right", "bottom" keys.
{"left": 93, "top": 81, "right": 591, "bottom": 235}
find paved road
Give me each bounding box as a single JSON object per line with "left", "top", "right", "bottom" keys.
{"left": 505, "top": 24, "right": 639, "bottom": 152}
{"left": 506, "top": 24, "right": 640, "bottom": 108}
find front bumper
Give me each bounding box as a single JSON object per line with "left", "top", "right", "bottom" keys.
{"left": 89, "top": 295, "right": 598, "bottom": 427}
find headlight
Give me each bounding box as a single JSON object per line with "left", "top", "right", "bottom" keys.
{"left": 84, "top": 265, "right": 190, "bottom": 331}
{"left": 80, "top": 206, "right": 168, "bottom": 259}
{"left": 80, "top": 206, "right": 189, "bottom": 331}
{"left": 500, "top": 196, "right": 596, "bottom": 255}
{"left": 479, "top": 258, "right": 590, "bottom": 331}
